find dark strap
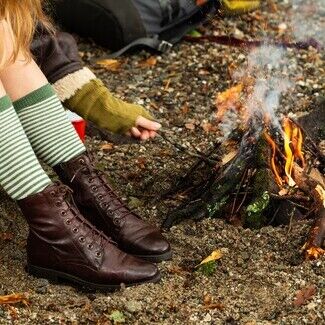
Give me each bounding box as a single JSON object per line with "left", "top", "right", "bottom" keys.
{"left": 94, "top": 36, "right": 173, "bottom": 60}
{"left": 160, "top": 0, "right": 180, "bottom": 26}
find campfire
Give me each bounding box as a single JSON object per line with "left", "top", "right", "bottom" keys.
{"left": 162, "top": 72, "right": 325, "bottom": 261}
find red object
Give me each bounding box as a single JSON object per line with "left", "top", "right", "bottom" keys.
{"left": 72, "top": 119, "right": 86, "bottom": 142}
{"left": 67, "top": 111, "right": 86, "bottom": 142}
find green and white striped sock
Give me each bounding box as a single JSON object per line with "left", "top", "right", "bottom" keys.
{"left": 0, "top": 96, "right": 52, "bottom": 200}
{"left": 14, "top": 84, "right": 86, "bottom": 167}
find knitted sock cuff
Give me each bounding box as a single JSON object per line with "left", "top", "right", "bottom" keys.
{"left": 53, "top": 67, "right": 97, "bottom": 102}
{"left": 13, "top": 84, "right": 55, "bottom": 112}
{"left": 0, "top": 95, "right": 12, "bottom": 113}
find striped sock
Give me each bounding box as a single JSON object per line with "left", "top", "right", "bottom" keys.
{"left": 0, "top": 96, "right": 52, "bottom": 200}
{"left": 14, "top": 84, "right": 86, "bottom": 167}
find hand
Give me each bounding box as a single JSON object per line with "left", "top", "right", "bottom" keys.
{"left": 127, "top": 116, "right": 162, "bottom": 140}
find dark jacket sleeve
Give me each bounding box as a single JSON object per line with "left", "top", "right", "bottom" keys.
{"left": 31, "top": 28, "right": 83, "bottom": 84}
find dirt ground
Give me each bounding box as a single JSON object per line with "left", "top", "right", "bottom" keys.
{"left": 0, "top": 1, "right": 324, "bottom": 324}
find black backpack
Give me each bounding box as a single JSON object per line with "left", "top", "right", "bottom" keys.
{"left": 51, "top": 0, "right": 220, "bottom": 57}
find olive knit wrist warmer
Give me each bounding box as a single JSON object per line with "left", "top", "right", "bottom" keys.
{"left": 14, "top": 84, "right": 86, "bottom": 167}
{"left": 64, "top": 79, "right": 154, "bottom": 134}
{"left": 0, "top": 96, "right": 52, "bottom": 200}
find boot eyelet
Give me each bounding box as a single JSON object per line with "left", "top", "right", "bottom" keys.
{"left": 79, "top": 158, "right": 86, "bottom": 165}
{"left": 103, "top": 203, "right": 108, "bottom": 208}
{"left": 66, "top": 219, "right": 72, "bottom": 225}
{"left": 61, "top": 211, "right": 67, "bottom": 216}
{"left": 88, "top": 244, "right": 94, "bottom": 250}
{"left": 73, "top": 228, "right": 79, "bottom": 233}
{"left": 91, "top": 186, "right": 98, "bottom": 192}
{"left": 50, "top": 191, "right": 56, "bottom": 197}
{"left": 113, "top": 217, "right": 121, "bottom": 226}
{"left": 96, "top": 252, "right": 102, "bottom": 258}
{"left": 55, "top": 201, "right": 62, "bottom": 207}
{"left": 79, "top": 236, "right": 85, "bottom": 243}
{"left": 97, "top": 195, "right": 104, "bottom": 201}
{"left": 88, "top": 178, "right": 94, "bottom": 183}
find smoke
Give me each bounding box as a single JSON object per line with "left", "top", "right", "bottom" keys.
{"left": 217, "top": 0, "right": 324, "bottom": 140}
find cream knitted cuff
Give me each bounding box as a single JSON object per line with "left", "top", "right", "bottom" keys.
{"left": 53, "top": 67, "right": 97, "bottom": 102}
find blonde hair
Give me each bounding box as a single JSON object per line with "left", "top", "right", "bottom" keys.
{"left": 0, "top": 0, "right": 53, "bottom": 67}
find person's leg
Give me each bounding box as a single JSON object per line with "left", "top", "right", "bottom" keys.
{"left": 0, "top": 79, "right": 52, "bottom": 200}
{"left": 0, "top": 22, "right": 85, "bottom": 167}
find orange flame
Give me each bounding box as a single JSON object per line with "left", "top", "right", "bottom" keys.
{"left": 265, "top": 118, "right": 305, "bottom": 188}
{"left": 283, "top": 118, "right": 296, "bottom": 187}
{"left": 264, "top": 132, "right": 283, "bottom": 186}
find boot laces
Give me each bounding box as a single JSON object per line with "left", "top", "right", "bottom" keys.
{"left": 52, "top": 183, "right": 116, "bottom": 250}
{"left": 70, "top": 155, "right": 137, "bottom": 222}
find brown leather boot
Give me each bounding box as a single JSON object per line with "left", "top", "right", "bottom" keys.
{"left": 18, "top": 182, "right": 160, "bottom": 290}
{"left": 54, "top": 153, "right": 172, "bottom": 263}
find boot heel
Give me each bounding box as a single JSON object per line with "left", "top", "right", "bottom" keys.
{"left": 27, "top": 265, "right": 59, "bottom": 282}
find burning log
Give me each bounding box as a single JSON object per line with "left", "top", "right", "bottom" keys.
{"left": 164, "top": 116, "right": 325, "bottom": 259}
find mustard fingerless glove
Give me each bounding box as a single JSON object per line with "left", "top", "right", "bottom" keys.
{"left": 221, "top": 0, "right": 260, "bottom": 15}
{"left": 64, "top": 79, "right": 153, "bottom": 134}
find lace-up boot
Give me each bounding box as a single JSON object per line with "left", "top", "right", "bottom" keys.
{"left": 54, "top": 153, "right": 172, "bottom": 262}
{"left": 18, "top": 182, "right": 160, "bottom": 290}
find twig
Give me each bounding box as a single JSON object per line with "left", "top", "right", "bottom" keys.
{"left": 270, "top": 194, "right": 310, "bottom": 202}
{"left": 185, "top": 35, "right": 323, "bottom": 51}
{"left": 231, "top": 168, "right": 248, "bottom": 216}
{"left": 158, "top": 131, "right": 218, "bottom": 165}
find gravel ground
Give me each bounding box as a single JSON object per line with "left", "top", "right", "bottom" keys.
{"left": 1, "top": 1, "right": 324, "bottom": 324}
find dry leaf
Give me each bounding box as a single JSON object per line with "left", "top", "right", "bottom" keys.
{"left": 0, "top": 232, "right": 14, "bottom": 241}
{"left": 204, "top": 303, "right": 225, "bottom": 310}
{"left": 216, "top": 84, "right": 243, "bottom": 121}
{"left": 96, "top": 59, "right": 122, "bottom": 71}
{"left": 203, "top": 294, "right": 224, "bottom": 310}
{"left": 203, "top": 294, "right": 212, "bottom": 305}
{"left": 100, "top": 143, "right": 114, "bottom": 151}
{"left": 138, "top": 56, "right": 157, "bottom": 68}
{"left": 197, "top": 249, "right": 223, "bottom": 267}
{"left": 181, "top": 104, "right": 189, "bottom": 115}
{"left": 201, "top": 122, "right": 217, "bottom": 133}
{"left": 185, "top": 123, "right": 196, "bottom": 131}
{"left": 293, "top": 285, "right": 316, "bottom": 307}
{"left": 0, "top": 293, "right": 29, "bottom": 306}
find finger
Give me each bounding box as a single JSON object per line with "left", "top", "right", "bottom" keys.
{"left": 131, "top": 127, "right": 141, "bottom": 138}
{"left": 136, "top": 116, "right": 162, "bottom": 131}
{"left": 149, "top": 130, "right": 157, "bottom": 138}
{"left": 140, "top": 130, "right": 150, "bottom": 141}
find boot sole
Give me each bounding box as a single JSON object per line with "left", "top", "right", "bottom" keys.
{"left": 133, "top": 250, "right": 172, "bottom": 263}
{"left": 27, "top": 265, "right": 161, "bottom": 291}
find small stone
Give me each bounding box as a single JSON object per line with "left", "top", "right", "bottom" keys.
{"left": 307, "top": 302, "right": 317, "bottom": 310}
{"left": 203, "top": 313, "right": 212, "bottom": 322}
{"left": 125, "top": 300, "right": 142, "bottom": 313}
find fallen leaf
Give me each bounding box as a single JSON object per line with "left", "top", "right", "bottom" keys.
{"left": 293, "top": 285, "right": 316, "bottom": 307}
{"left": 138, "top": 56, "right": 157, "bottom": 68}
{"left": 201, "top": 122, "right": 217, "bottom": 133}
{"left": 204, "top": 303, "right": 225, "bottom": 310}
{"left": 185, "top": 123, "right": 196, "bottom": 130}
{"left": 197, "top": 249, "right": 223, "bottom": 267}
{"left": 216, "top": 84, "right": 243, "bottom": 121}
{"left": 181, "top": 104, "right": 190, "bottom": 115}
{"left": 96, "top": 59, "right": 123, "bottom": 71}
{"left": 100, "top": 143, "right": 114, "bottom": 151}
{"left": 203, "top": 294, "right": 212, "bottom": 305}
{"left": 0, "top": 293, "right": 29, "bottom": 306}
{"left": 0, "top": 232, "right": 14, "bottom": 241}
